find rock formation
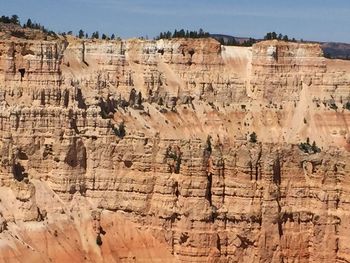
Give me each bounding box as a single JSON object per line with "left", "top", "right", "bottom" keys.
{"left": 0, "top": 27, "right": 349, "bottom": 262}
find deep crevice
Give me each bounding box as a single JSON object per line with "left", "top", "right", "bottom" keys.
{"left": 13, "top": 163, "right": 25, "bottom": 181}
{"left": 207, "top": 173, "right": 213, "bottom": 206}
{"left": 273, "top": 158, "right": 281, "bottom": 185}
{"left": 174, "top": 182, "right": 179, "bottom": 198}
{"left": 18, "top": 68, "right": 25, "bottom": 81}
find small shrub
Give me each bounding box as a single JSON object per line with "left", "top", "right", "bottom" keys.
{"left": 345, "top": 101, "right": 350, "bottom": 110}
{"left": 96, "top": 234, "right": 103, "bottom": 246}
{"left": 99, "top": 110, "right": 108, "bottom": 119}
{"left": 165, "top": 146, "right": 182, "bottom": 174}
{"left": 298, "top": 139, "right": 320, "bottom": 154}
{"left": 249, "top": 132, "right": 257, "bottom": 143}
{"left": 329, "top": 102, "right": 338, "bottom": 110}
{"left": 311, "top": 141, "right": 321, "bottom": 153}
{"left": 113, "top": 122, "right": 126, "bottom": 138}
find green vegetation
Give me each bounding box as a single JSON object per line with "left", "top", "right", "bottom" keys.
{"left": 345, "top": 101, "right": 350, "bottom": 110}
{"left": 96, "top": 234, "right": 103, "bottom": 246}
{"left": 216, "top": 37, "right": 257, "bottom": 47}
{"left": 1, "top": 14, "right": 55, "bottom": 35}
{"left": 165, "top": 146, "right": 182, "bottom": 174}
{"left": 91, "top": 31, "right": 99, "bottom": 39}
{"left": 155, "top": 28, "right": 210, "bottom": 40}
{"left": 329, "top": 102, "right": 338, "bottom": 110}
{"left": 1, "top": 14, "right": 119, "bottom": 40}
{"left": 113, "top": 122, "right": 126, "bottom": 138}
{"left": 24, "top": 18, "right": 55, "bottom": 35}
{"left": 298, "top": 138, "right": 321, "bottom": 154}
{"left": 264, "top": 32, "right": 296, "bottom": 42}
{"left": 0, "top": 14, "right": 20, "bottom": 25}
{"left": 249, "top": 132, "right": 257, "bottom": 143}
{"left": 78, "top": 29, "right": 85, "bottom": 38}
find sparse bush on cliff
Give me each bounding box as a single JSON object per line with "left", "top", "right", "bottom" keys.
{"left": 165, "top": 146, "right": 182, "bottom": 174}
{"left": 299, "top": 138, "right": 321, "bottom": 154}
{"left": 329, "top": 102, "right": 338, "bottom": 110}
{"left": 249, "top": 132, "right": 257, "bottom": 143}
{"left": 113, "top": 122, "right": 126, "bottom": 138}
{"left": 96, "top": 234, "right": 103, "bottom": 246}
{"left": 345, "top": 101, "right": 350, "bottom": 110}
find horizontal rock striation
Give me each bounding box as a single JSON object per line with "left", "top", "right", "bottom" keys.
{"left": 0, "top": 33, "right": 349, "bottom": 262}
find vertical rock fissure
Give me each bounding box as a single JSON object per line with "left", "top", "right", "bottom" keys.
{"left": 273, "top": 157, "right": 281, "bottom": 185}
{"left": 40, "top": 43, "right": 44, "bottom": 70}
{"left": 273, "top": 157, "right": 283, "bottom": 238}
{"left": 204, "top": 136, "right": 213, "bottom": 207}
{"left": 221, "top": 160, "right": 225, "bottom": 204}
{"left": 18, "top": 68, "right": 25, "bottom": 81}
{"left": 207, "top": 172, "right": 213, "bottom": 206}
{"left": 82, "top": 41, "right": 88, "bottom": 66}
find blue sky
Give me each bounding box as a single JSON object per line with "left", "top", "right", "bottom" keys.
{"left": 2, "top": 0, "right": 350, "bottom": 42}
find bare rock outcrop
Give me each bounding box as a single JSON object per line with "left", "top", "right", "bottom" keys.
{"left": 0, "top": 32, "right": 349, "bottom": 262}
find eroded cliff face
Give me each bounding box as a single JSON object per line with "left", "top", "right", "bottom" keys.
{"left": 0, "top": 33, "right": 350, "bottom": 262}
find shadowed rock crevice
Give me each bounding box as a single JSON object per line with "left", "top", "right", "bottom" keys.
{"left": 12, "top": 162, "right": 26, "bottom": 181}
{"left": 64, "top": 140, "right": 87, "bottom": 169}
{"left": 273, "top": 157, "right": 281, "bottom": 185}
{"left": 18, "top": 68, "right": 25, "bottom": 81}
{"left": 206, "top": 173, "right": 213, "bottom": 206}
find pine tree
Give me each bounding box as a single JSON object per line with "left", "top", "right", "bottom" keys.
{"left": 92, "top": 31, "right": 99, "bottom": 39}
{"left": 10, "top": 15, "right": 19, "bottom": 25}
{"left": 78, "top": 29, "right": 84, "bottom": 38}
{"left": 26, "top": 18, "right": 33, "bottom": 28}
{"left": 264, "top": 32, "right": 272, "bottom": 40}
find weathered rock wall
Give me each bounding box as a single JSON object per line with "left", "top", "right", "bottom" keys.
{"left": 0, "top": 35, "right": 349, "bottom": 262}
